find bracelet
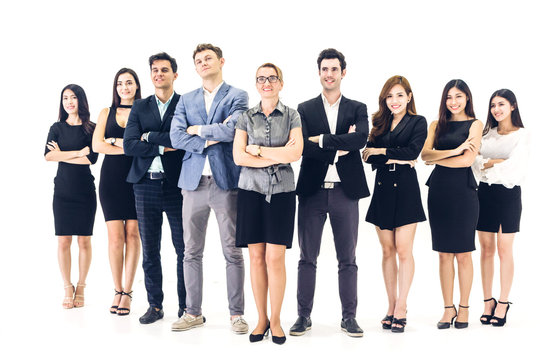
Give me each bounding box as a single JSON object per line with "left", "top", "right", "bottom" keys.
{"left": 256, "top": 146, "right": 262, "bottom": 157}
{"left": 111, "top": 138, "right": 116, "bottom": 145}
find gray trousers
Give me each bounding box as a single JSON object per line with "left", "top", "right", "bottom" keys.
{"left": 182, "top": 176, "right": 245, "bottom": 316}
{"left": 297, "top": 185, "right": 359, "bottom": 319}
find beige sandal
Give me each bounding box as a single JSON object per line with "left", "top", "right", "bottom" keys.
{"left": 74, "top": 283, "right": 86, "bottom": 308}
{"left": 63, "top": 284, "right": 74, "bottom": 309}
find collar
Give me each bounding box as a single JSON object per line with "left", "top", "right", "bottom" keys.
{"left": 321, "top": 93, "right": 342, "bottom": 108}
{"left": 155, "top": 92, "right": 174, "bottom": 107}
{"left": 254, "top": 100, "right": 286, "bottom": 115}
{"left": 203, "top": 81, "right": 224, "bottom": 96}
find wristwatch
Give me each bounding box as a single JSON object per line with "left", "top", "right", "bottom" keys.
{"left": 110, "top": 138, "right": 116, "bottom": 145}
{"left": 256, "top": 146, "right": 262, "bottom": 157}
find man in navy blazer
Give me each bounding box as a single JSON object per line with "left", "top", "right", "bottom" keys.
{"left": 290, "top": 49, "right": 370, "bottom": 338}
{"left": 124, "top": 52, "right": 186, "bottom": 325}
{"left": 169, "top": 44, "right": 249, "bottom": 333}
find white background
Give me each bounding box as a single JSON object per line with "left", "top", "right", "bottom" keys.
{"left": 0, "top": 0, "right": 538, "bottom": 359}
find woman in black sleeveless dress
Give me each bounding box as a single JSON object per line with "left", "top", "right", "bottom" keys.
{"left": 45, "top": 84, "right": 98, "bottom": 309}
{"left": 421, "top": 79, "right": 483, "bottom": 329}
{"left": 92, "top": 68, "right": 141, "bottom": 315}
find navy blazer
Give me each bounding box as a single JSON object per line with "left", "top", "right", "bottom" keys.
{"left": 365, "top": 114, "right": 428, "bottom": 169}
{"left": 296, "top": 95, "right": 370, "bottom": 200}
{"left": 170, "top": 82, "right": 248, "bottom": 191}
{"left": 124, "top": 93, "right": 184, "bottom": 188}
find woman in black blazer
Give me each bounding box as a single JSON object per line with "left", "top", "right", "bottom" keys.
{"left": 362, "top": 76, "right": 427, "bottom": 332}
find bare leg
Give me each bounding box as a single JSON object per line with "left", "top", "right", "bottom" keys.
{"left": 455, "top": 252, "right": 473, "bottom": 323}
{"left": 493, "top": 230, "right": 515, "bottom": 319}
{"left": 107, "top": 220, "right": 126, "bottom": 311}
{"left": 376, "top": 226, "right": 397, "bottom": 326}
{"left": 248, "top": 243, "right": 269, "bottom": 334}
{"left": 74, "top": 236, "right": 92, "bottom": 307}
{"left": 439, "top": 252, "right": 456, "bottom": 322}
{"left": 393, "top": 223, "right": 417, "bottom": 324}
{"left": 118, "top": 220, "right": 140, "bottom": 313}
{"left": 58, "top": 236, "right": 74, "bottom": 308}
{"left": 266, "top": 244, "right": 286, "bottom": 337}
{"left": 478, "top": 231, "right": 496, "bottom": 319}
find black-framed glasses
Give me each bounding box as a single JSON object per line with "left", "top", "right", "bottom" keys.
{"left": 256, "top": 75, "right": 280, "bottom": 84}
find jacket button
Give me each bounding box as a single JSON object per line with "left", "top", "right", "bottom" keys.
{"left": 394, "top": 183, "right": 397, "bottom": 187}
{"left": 377, "top": 182, "right": 382, "bottom": 186}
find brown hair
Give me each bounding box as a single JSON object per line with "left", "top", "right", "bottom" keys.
{"left": 368, "top": 75, "right": 416, "bottom": 142}
{"left": 256, "top": 63, "right": 283, "bottom": 83}
{"left": 111, "top": 68, "right": 141, "bottom": 108}
{"left": 193, "top": 43, "right": 223, "bottom": 60}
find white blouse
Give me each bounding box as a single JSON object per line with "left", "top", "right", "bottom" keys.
{"left": 472, "top": 127, "right": 529, "bottom": 188}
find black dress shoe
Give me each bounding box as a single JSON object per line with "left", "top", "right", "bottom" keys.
{"left": 340, "top": 318, "right": 364, "bottom": 337}
{"left": 249, "top": 323, "right": 270, "bottom": 343}
{"left": 139, "top": 307, "right": 164, "bottom": 324}
{"left": 289, "top": 316, "right": 312, "bottom": 336}
{"left": 271, "top": 326, "right": 286, "bottom": 345}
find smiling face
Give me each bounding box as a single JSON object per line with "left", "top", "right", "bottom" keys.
{"left": 490, "top": 96, "right": 514, "bottom": 123}
{"left": 151, "top": 59, "right": 177, "bottom": 90}
{"left": 386, "top": 84, "right": 411, "bottom": 116}
{"left": 194, "top": 49, "right": 224, "bottom": 80}
{"left": 62, "top": 89, "right": 78, "bottom": 115}
{"left": 116, "top": 72, "right": 138, "bottom": 102}
{"left": 446, "top": 87, "right": 468, "bottom": 116}
{"left": 256, "top": 66, "right": 282, "bottom": 100}
{"left": 319, "top": 58, "right": 345, "bottom": 92}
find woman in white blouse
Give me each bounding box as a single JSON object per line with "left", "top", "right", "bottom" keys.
{"left": 473, "top": 89, "right": 528, "bottom": 327}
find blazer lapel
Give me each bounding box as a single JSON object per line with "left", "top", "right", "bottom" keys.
{"left": 314, "top": 95, "right": 331, "bottom": 134}
{"left": 336, "top": 96, "right": 349, "bottom": 134}
{"left": 149, "top": 96, "right": 162, "bottom": 127}
{"left": 195, "top": 88, "right": 208, "bottom": 124}
{"left": 208, "top": 83, "right": 229, "bottom": 124}
{"left": 160, "top": 93, "right": 179, "bottom": 129}
{"left": 391, "top": 113, "right": 411, "bottom": 139}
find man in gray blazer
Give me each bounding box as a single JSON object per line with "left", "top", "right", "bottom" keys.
{"left": 170, "top": 44, "right": 249, "bottom": 333}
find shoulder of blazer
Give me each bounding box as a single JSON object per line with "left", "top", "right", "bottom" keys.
{"left": 298, "top": 95, "right": 323, "bottom": 110}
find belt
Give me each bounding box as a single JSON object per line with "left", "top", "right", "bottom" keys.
{"left": 145, "top": 172, "right": 165, "bottom": 180}
{"left": 321, "top": 182, "right": 339, "bottom": 189}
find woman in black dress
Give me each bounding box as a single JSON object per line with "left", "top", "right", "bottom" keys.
{"left": 362, "top": 75, "right": 427, "bottom": 332}
{"left": 421, "top": 79, "right": 482, "bottom": 329}
{"left": 92, "top": 68, "right": 141, "bottom": 315}
{"left": 45, "top": 84, "right": 98, "bottom": 309}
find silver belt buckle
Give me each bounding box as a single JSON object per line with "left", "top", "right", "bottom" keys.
{"left": 389, "top": 163, "right": 396, "bottom": 172}
{"left": 323, "top": 182, "right": 335, "bottom": 189}
{"left": 149, "top": 172, "right": 163, "bottom": 180}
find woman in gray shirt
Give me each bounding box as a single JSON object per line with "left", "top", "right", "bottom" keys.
{"left": 233, "top": 63, "right": 303, "bottom": 344}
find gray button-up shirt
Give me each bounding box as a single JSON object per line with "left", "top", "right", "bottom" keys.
{"left": 235, "top": 100, "right": 302, "bottom": 202}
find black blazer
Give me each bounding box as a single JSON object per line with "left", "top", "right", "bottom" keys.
{"left": 296, "top": 95, "right": 370, "bottom": 200}
{"left": 365, "top": 114, "right": 427, "bottom": 169}
{"left": 124, "top": 93, "right": 184, "bottom": 188}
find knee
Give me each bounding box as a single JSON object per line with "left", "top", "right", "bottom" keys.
{"left": 265, "top": 251, "right": 285, "bottom": 271}
{"left": 250, "top": 251, "right": 266, "bottom": 268}
{"left": 395, "top": 245, "right": 412, "bottom": 262}
{"left": 497, "top": 246, "right": 513, "bottom": 262}
{"left": 77, "top": 237, "right": 92, "bottom": 251}
{"left": 381, "top": 244, "right": 396, "bottom": 260}
{"left": 439, "top": 253, "right": 454, "bottom": 264}
{"left": 455, "top": 253, "right": 472, "bottom": 266}
{"left": 481, "top": 244, "right": 496, "bottom": 258}
{"left": 58, "top": 237, "right": 72, "bottom": 251}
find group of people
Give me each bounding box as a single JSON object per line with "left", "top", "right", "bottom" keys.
{"left": 45, "top": 44, "right": 527, "bottom": 344}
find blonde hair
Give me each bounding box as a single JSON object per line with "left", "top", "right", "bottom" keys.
{"left": 256, "top": 63, "right": 283, "bottom": 83}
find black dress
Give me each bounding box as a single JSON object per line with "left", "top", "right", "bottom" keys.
{"left": 98, "top": 107, "right": 137, "bottom": 221}
{"left": 426, "top": 120, "right": 479, "bottom": 253}
{"left": 365, "top": 114, "right": 427, "bottom": 230}
{"left": 45, "top": 122, "right": 98, "bottom": 236}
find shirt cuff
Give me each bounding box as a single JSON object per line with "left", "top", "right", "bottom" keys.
{"left": 204, "top": 140, "right": 209, "bottom": 149}
{"left": 158, "top": 145, "right": 164, "bottom": 155}
{"left": 318, "top": 134, "right": 324, "bottom": 148}
{"left": 197, "top": 126, "right": 202, "bottom": 137}
{"left": 333, "top": 151, "right": 340, "bottom": 164}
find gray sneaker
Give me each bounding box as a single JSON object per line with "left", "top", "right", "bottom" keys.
{"left": 171, "top": 313, "right": 204, "bottom": 331}
{"left": 231, "top": 316, "right": 249, "bottom": 334}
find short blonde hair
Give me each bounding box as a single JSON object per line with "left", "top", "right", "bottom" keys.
{"left": 256, "top": 63, "right": 283, "bottom": 83}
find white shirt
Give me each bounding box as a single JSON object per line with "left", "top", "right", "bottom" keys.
{"left": 147, "top": 93, "right": 174, "bottom": 173}
{"left": 200, "top": 81, "right": 224, "bottom": 176}
{"left": 319, "top": 93, "right": 342, "bottom": 182}
{"left": 472, "top": 127, "right": 529, "bottom": 188}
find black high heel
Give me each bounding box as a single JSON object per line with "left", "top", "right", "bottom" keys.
{"left": 455, "top": 304, "right": 469, "bottom": 329}
{"left": 270, "top": 324, "right": 286, "bottom": 345}
{"left": 381, "top": 315, "right": 394, "bottom": 330}
{"left": 117, "top": 291, "right": 133, "bottom": 316}
{"left": 391, "top": 317, "right": 407, "bottom": 333}
{"left": 491, "top": 301, "right": 512, "bottom": 327}
{"left": 480, "top": 298, "right": 497, "bottom": 325}
{"left": 249, "top": 323, "right": 270, "bottom": 343}
{"left": 437, "top": 305, "right": 457, "bottom": 329}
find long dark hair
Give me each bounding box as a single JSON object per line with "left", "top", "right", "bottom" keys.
{"left": 58, "top": 84, "right": 94, "bottom": 135}
{"left": 483, "top": 89, "right": 524, "bottom": 135}
{"left": 369, "top": 75, "right": 416, "bottom": 142}
{"left": 434, "top": 79, "right": 475, "bottom": 147}
{"left": 111, "top": 68, "right": 141, "bottom": 108}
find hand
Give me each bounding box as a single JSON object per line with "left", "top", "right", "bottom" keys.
{"left": 308, "top": 135, "right": 320, "bottom": 143}
{"left": 187, "top": 125, "right": 200, "bottom": 136}
{"left": 78, "top": 146, "right": 90, "bottom": 157}
{"left": 348, "top": 125, "right": 356, "bottom": 133}
{"left": 245, "top": 144, "right": 260, "bottom": 156}
{"left": 113, "top": 138, "right": 123, "bottom": 148}
{"left": 338, "top": 150, "right": 349, "bottom": 156}
{"left": 362, "top": 147, "right": 384, "bottom": 161}
{"left": 223, "top": 115, "right": 232, "bottom": 124}
{"left": 140, "top": 132, "right": 149, "bottom": 142}
{"left": 47, "top": 140, "right": 60, "bottom": 152}
{"left": 425, "top": 160, "right": 435, "bottom": 166}
{"left": 395, "top": 159, "right": 416, "bottom": 168}
{"left": 164, "top": 147, "right": 177, "bottom": 152}
{"left": 207, "top": 140, "right": 220, "bottom": 146}
{"left": 455, "top": 136, "right": 476, "bottom": 155}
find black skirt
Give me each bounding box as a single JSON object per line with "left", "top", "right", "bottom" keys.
{"left": 99, "top": 154, "right": 137, "bottom": 221}
{"left": 236, "top": 189, "right": 295, "bottom": 249}
{"left": 366, "top": 164, "right": 426, "bottom": 230}
{"left": 53, "top": 189, "right": 97, "bottom": 236}
{"left": 427, "top": 166, "right": 478, "bottom": 253}
{"left": 477, "top": 182, "right": 521, "bottom": 233}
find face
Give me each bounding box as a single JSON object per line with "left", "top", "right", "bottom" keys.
{"left": 446, "top": 87, "right": 468, "bottom": 115}
{"left": 490, "top": 96, "right": 514, "bottom": 122}
{"left": 256, "top": 67, "right": 282, "bottom": 99}
{"left": 62, "top": 89, "right": 78, "bottom": 115}
{"left": 151, "top": 59, "right": 177, "bottom": 90}
{"left": 116, "top": 72, "right": 138, "bottom": 101}
{"left": 194, "top": 50, "right": 224, "bottom": 79}
{"left": 386, "top": 84, "right": 411, "bottom": 116}
{"left": 319, "top": 58, "right": 345, "bottom": 92}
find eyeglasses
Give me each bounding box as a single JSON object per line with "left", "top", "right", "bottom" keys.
{"left": 256, "top": 75, "right": 280, "bottom": 84}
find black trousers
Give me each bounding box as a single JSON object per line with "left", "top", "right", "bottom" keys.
{"left": 133, "top": 177, "right": 186, "bottom": 310}
{"left": 297, "top": 185, "right": 359, "bottom": 319}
